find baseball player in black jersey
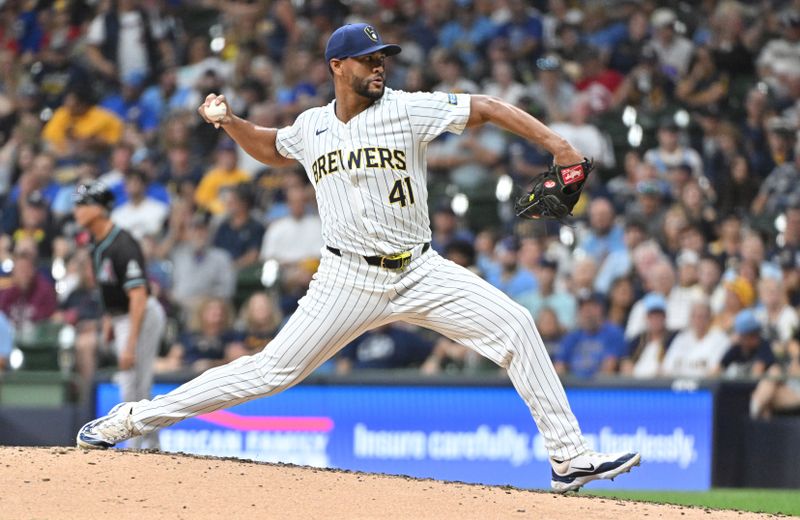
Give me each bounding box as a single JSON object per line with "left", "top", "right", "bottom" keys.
{"left": 73, "top": 181, "right": 166, "bottom": 449}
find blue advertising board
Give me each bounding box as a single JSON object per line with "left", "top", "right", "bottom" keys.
{"left": 96, "top": 383, "right": 712, "bottom": 490}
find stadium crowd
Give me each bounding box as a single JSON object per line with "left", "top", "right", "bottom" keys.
{"left": 0, "top": 0, "right": 799, "bottom": 417}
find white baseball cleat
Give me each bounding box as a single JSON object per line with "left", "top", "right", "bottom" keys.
{"left": 76, "top": 402, "right": 137, "bottom": 449}
{"left": 550, "top": 450, "right": 641, "bottom": 493}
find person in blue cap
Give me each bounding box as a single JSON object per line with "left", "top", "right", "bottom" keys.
{"left": 716, "top": 309, "right": 776, "bottom": 378}
{"left": 78, "top": 22, "right": 640, "bottom": 492}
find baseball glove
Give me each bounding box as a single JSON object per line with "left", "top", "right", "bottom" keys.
{"left": 514, "top": 158, "right": 593, "bottom": 221}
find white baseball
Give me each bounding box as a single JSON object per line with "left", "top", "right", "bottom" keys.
{"left": 204, "top": 101, "right": 228, "bottom": 122}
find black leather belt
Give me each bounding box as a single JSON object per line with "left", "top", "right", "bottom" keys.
{"left": 326, "top": 243, "right": 430, "bottom": 269}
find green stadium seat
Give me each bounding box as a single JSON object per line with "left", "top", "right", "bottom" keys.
{"left": 14, "top": 321, "right": 63, "bottom": 371}
{"left": 0, "top": 370, "right": 76, "bottom": 406}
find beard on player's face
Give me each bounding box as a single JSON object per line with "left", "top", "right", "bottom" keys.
{"left": 351, "top": 72, "right": 385, "bottom": 100}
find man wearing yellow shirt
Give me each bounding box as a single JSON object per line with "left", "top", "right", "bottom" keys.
{"left": 42, "top": 87, "right": 124, "bottom": 157}
{"left": 194, "top": 138, "right": 250, "bottom": 215}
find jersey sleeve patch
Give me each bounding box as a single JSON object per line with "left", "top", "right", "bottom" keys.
{"left": 448, "top": 93, "right": 458, "bottom": 105}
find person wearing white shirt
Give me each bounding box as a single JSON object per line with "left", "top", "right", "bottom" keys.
{"left": 621, "top": 293, "right": 678, "bottom": 379}
{"left": 260, "top": 185, "right": 323, "bottom": 264}
{"left": 662, "top": 299, "right": 730, "bottom": 378}
{"left": 111, "top": 169, "right": 169, "bottom": 240}
{"left": 549, "top": 96, "right": 616, "bottom": 170}
{"left": 755, "top": 276, "right": 800, "bottom": 354}
{"left": 483, "top": 61, "right": 527, "bottom": 106}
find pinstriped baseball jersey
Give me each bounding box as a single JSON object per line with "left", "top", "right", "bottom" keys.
{"left": 275, "top": 88, "right": 471, "bottom": 256}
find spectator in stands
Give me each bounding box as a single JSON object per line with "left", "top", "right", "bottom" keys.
{"left": 675, "top": 46, "right": 729, "bottom": 113}
{"left": 549, "top": 95, "right": 616, "bottom": 170}
{"left": 714, "top": 276, "right": 756, "bottom": 333}
{"left": 750, "top": 331, "right": 800, "bottom": 419}
{"left": 528, "top": 54, "right": 574, "bottom": 123}
{"left": 170, "top": 212, "right": 236, "bottom": 317}
{"left": 444, "top": 240, "right": 479, "bottom": 274}
{"left": 212, "top": 184, "right": 265, "bottom": 270}
{"left": 31, "top": 36, "right": 90, "bottom": 110}
{"left": 493, "top": 0, "right": 544, "bottom": 66}
{"left": 336, "top": 324, "right": 434, "bottom": 374}
{"left": 517, "top": 257, "right": 575, "bottom": 327}
{"left": 5, "top": 152, "right": 60, "bottom": 207}
{"left": 536, "top": 306, "right": 567, "bottom": 360}
{"left": 0, "top": 249, "right": 57, "bottom": 327}
{"left": 111, "top": 169, "right": 169, "bottom": 240}
{"left": 159, "top": 297, "right": 241, "bottom": 374}
{"left": 99, "top": 72, "right": 159, "bottom": 136}
{"left": 716, "top": 309, "right": 776, "bottom": 378}
{"left": 569, "top": 256, "right": 599, "bottom": 296}
{"left": 626, "top": 260, "right": 675, "bottom": 340}
{"left": 195, "top": 138, "right": 250, "bottom": 215}
{"left": 438, "top": 7, "right": 496, "bottom": 77}
{"left": 555, "top": 291, "right": 624, "bottom": 379}
{"left": 627, "top": 179, "right": 669, "bottom": 238}
{"left": 485, "top": 237, "right": 537, "bottom": 299}
{"left": 483, "top": 61, "right": 526, "bottom": 106}
{"left": 260, "top": 184, "right": 322, "bottom": 265}
{"left": 576, "top": 198, "right": 625, "bottom": 264}
{"left": 432, "top": 52, "right": 479, "bottom": 94}
{"left": 41, "top": 86, "right": 123, "bottom": 158}
{"left": 53, "top": 250, "right": 103, "bottom": 389}
{"left": 772, "top": 206, "right": 800, "bottom": 266}
{"left": 620, "top": 293, "right": 678, "bottom": 379}
{"left": 644, "top": 117, "right": 703, "bottom": 181}
{"left": 751, "top": 139, "right": 800, "bottom": 220}
{"left": 647, "top": 7, "right": 694, "bottom": 79}
{"left": 227, "top": 292, "right": 283, "bottom": 361}
{"left": 574, "top": 48, "right": 624, "bottom": 112}
{"left": 611, "top": 46, "right": 675, "bottom": 119}
{"left": 698, "top": 255, "right": 724, "bottom": 304}
{"left": 430, "top": 205, "right": 475, "bottom": 256}
{"left": 595, "top": 217, "right": 646, "bottom": 294}
{"left": 667, "top": 250, "right": 705, "bottom": 332}
{"left": 606, "top": 276, "right": 636, "bottom": 329}
{"left": 10, "top": 190, "right": 58, "bottom": 258}
{"left": 157, "top": 144, "right": 202, "bottom": 199}
{"left": 140, "top": 67, "right": 194, "bottom": 125}
{"left": 661, "top": 298, "right": 730, "bottom": 378}
{"left": 755, "top": 276, "right": 799, "bottom": 357}
{"left": 84, "top": 0, "right": 162, "bottom": 86}
{"left": 427, "top": 124, "right": 505, "bottom": 191}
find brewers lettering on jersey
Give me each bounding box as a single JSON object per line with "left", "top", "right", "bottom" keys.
{"left": 77, "top": 23, "right": 640, "bottom": 492}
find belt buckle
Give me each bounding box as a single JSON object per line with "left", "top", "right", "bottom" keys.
{"left": 382, "top": 251, "right": 412, "bottom": 270}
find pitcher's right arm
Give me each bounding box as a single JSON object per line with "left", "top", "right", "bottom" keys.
{"left": 198, "top": 94, "right": 296, "bottom": 167}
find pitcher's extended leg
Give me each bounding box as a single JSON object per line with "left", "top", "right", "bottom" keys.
{"left": 132, "top": 263, "right": 390, "bottom": 434}
{"left": 395, "top": 252, "right": 588, "bottom": 460}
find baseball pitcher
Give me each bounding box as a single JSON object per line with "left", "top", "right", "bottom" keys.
{"left": 77, "top": 24, "right": 639, "bottom": 492}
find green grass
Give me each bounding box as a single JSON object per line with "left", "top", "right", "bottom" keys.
{"left": 585, "top": 489, "right": 800, "bottom": 517}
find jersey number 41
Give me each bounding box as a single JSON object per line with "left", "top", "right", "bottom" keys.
{"left": 389, "top": 177, "right": 415, "bottom": 207}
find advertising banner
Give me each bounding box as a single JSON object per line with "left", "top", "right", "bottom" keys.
{"left": 96, "top": 383, "right": 712, "bottom": 490}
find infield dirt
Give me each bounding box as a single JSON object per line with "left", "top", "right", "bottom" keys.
{"left": 0, "top": 447, "right": 780, "bottom": 519}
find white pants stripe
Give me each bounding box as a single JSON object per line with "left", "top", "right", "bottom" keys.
{"left": 131, "top": 248, "right": 588, "bottom": 459}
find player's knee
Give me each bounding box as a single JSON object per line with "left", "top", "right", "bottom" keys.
{"left": 501, "top": 304, "right": 537, "bottom": 354}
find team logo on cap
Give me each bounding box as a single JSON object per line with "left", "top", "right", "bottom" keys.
{"left": 364, "top": 25, "right": 378, "bottom": 42}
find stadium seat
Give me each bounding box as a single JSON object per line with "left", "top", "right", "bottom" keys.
{"left": 14, "top": 321, "right": 64, "bottom": 371}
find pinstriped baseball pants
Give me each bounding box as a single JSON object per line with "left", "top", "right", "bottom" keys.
{"left": 131, "top": 246, "right": 588, "bottom": 460}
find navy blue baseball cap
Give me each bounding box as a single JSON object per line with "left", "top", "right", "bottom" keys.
{"left": 325, "top": 23, "right": 401, "bottom": 63}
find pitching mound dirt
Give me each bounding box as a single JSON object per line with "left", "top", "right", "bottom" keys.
{"left": 0, "top": 447, "right": 778, "bottom": 519}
